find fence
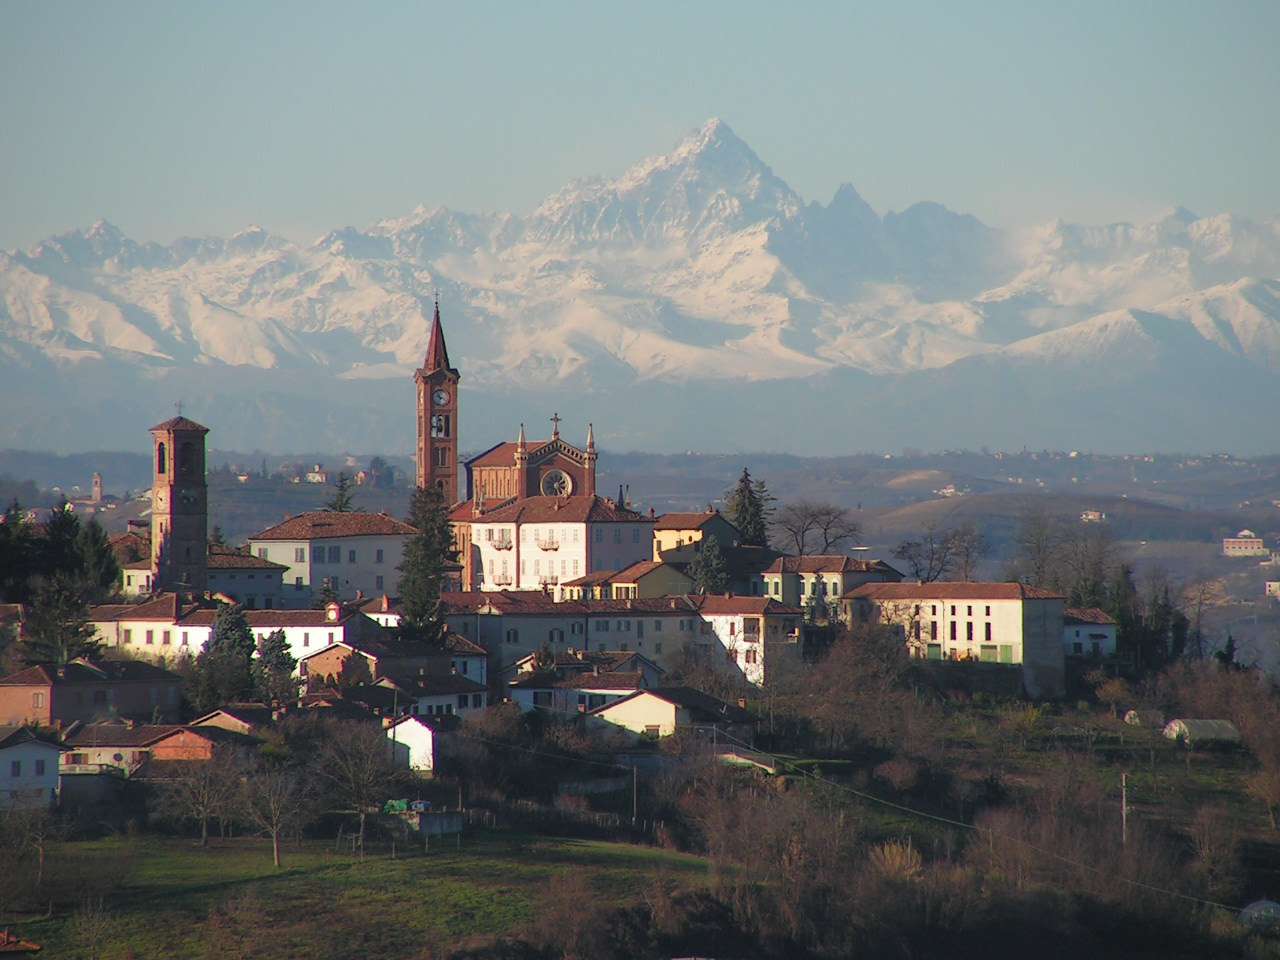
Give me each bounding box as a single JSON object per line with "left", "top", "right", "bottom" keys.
{"left": 462, "top": 798, "right": 662, "bottom": 842}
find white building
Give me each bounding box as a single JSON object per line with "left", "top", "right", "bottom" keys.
{"left": 1063, "top": 607, "right": 1118, "bottom": 658}
{"left": 685, "top": 595, "right": 805, "bottom": 687}
{"left": 0, "top": 726, "right": 64, "bottom": 808}
{"left": 464, "top": 496, "right": 654, "bottom": 591}
{"left": 89, "top": 594, "right": 214, "bottom": 658}
{"left": 246, "top": 511, "right": 418, "bottom": 605}
{"left": 586, "top": 688, "right": 754, "bottom": 741}
{"left": 386, "top": 715, "right": 436, "bottom": 774}
{"left": 845, "top": 582, "right": 1067, "bottom": 698}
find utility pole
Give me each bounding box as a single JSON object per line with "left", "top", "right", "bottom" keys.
{"left": 631, "top": 765, "right": 637, "bottom": 824}
{"left": 1121, "top": 771, "right": 1128, "bottom": 846}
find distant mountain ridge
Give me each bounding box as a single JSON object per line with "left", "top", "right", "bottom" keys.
{"left": 2, "top": 118, "right": 1279, "bottom": 454}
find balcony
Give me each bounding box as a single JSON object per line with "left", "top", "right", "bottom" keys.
{"left": 491, "top": 537, "right": 513, "bottom": 551}
{"left": 537, "top": 537, "right": 560, "bottom": 551}
{"left": 539, "top": 574, "right": 559, "bottom": 586}
{"left": 491, "top": 573, "right": 514, "bottom": 586}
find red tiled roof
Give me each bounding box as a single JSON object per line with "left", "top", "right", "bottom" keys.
{"left": 589, "top": 686, "right": 752, "bottom": 724}
{"left": 845, "top": 582, "right": 1066, "bottom": 601}
{"left": 0, "top": 659, "right": 181, "bottom": 687}
{"left": 1064, "top": 607, "right": 1117, "bottom": 625}
{"left": 150, "top": 415, "right": 208, "bottom": 433}
{"left": 764, "top": 555, "right": 898, "bottom": 575}
{"left": 511, "top": 670, "right": 645, "bottom": 692}
{"left": 63, "top": 723, "right": 185, "bottom": 748}
{"left": 249, "top": 511, "right": 417, "bottom": 541}
{"left": 613, "top": 560, "right": 675, "bottom": 583}
{"left": 468, "top": 495, "right": 649, "bottom": 525}
{"left": 0, "top": 725, "right": 64, "bottom": 751}
{"left": 653, "top": 510, "right": 732, "bottom": 531}
{"left": 689, "top": 595, "right": 804, "bottom": 616}
{"left": 561, "top": 569, "right": 619, "bottom": 588}
{"left": 207, "top": 547, "right": 288, "bottom": 570}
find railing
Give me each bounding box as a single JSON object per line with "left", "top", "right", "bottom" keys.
{"left": 491, "top": 538, "right": 513, "bottom": 551}
{"left": 539, "top": 575, "right": 559, "bottom": 586}
{"left": 537, "top": 538, "right": 560, "bottom": 551}
{"left": 491, "top": 573, "right": 514, "bottom": 586}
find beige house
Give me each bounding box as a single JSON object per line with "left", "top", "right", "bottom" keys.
{"left": 844, "top": 582, "right": 1066, "bottom": 698}
{"left": 652, "top": 509, "right": 742, "bottom": 561}
{"left": 764, "top": 555, "right": 902, "bottom": 607}
{"left": 1223, "top": 530, "right": 1269, "bottom": 557}
{"left": 587, "top": 687, "right": 754, "bottom": 741}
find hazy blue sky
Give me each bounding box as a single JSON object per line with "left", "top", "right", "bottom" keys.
{"left": 2, "top": 1, "right": 1277, "bottom": 250}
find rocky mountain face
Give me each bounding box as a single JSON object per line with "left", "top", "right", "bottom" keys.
{"left": 2, "top": 118, "right": 1279, "bottom": 454}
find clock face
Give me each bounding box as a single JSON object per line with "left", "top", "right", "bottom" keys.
{"left": 433, "top": 389, "right": 450, "bottom": 406}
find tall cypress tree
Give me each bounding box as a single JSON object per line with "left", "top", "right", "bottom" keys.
{"left": 723, "top": 468, "right": 774, "bottom": 547}
{"left": 75, "top": 516, "right": 120, "bottom": 602}
{"left": 398, "top": 485, "right": 454, "bottom": 646}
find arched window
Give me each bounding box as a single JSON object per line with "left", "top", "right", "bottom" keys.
{"left": 156, "top": 442, "right": 167, "bottom": 475}
{"left": 178, "top": 441, "right": 195, "bottom": 475}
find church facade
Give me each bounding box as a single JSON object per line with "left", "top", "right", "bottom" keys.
{"left": 416, "top": 306, "right": 648, "bottom": 591}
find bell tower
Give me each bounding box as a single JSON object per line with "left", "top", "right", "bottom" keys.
{"left": 150, "top": 414, "right": 209, "bottom": 593}
{"left": 415, "top": 299, "right": 461, "bottom": 502}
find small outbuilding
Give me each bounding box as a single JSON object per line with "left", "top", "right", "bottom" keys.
{"left": 1162, "top": 718, "right": 1242, "bottom": 748}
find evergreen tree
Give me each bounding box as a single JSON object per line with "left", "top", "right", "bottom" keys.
{"left": 1215, "top": 633, "right": 1238, "bottom": 668}
{"left": 193, "top": 604, "right": 256, "bottom": 711}
{"left": 253, "top": 629, "right": 298, "bottom": 704}
{"left": 689, "top": 534, "right": 730, "bottom": 594}
{"left": 398, "top": 485, "right": 454, "bottom": 645}
{"left": 0, "top": 500, "right": 36, "bottom": 602}
{"left": 75, "top": 516, "right": 120, "bottom": 602}
{"left": 39, "top": 502, "right": 82, "bottom": 581}
{"left": 19, "top": 575, "right": 100, "bottom": 667}
{"left": 723, "top": 468, "right": 774, "bottom": 547}
{"left": 324, "top": 473, "right": 358, "bottom": 512}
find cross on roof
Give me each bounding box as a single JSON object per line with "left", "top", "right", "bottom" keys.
{"left": 550, "top": 412, "right": 561, "bottom": 438}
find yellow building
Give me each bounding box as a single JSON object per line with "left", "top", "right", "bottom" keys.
{"left": 652, "top": 509, "right": 741, "bottom": 561}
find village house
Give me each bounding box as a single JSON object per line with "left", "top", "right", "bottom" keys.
{"left": 763, "top": 555, "right": 902, "bottom": 607}
{"left": 297, "top": 633, "right": 488, "bottom": 687}
{"left": 844, "top": 582, "right": 1066, "bottom": 698}
{"left": 0, "top": 659, "right": 183, "bottom": 727}
{"left": 206, "top": 546, "right": 289, "bottom": 609}
{"left": 1063, "top": 607, "right": 1118, "bottom": 657}
{"left": 559, "top": 559, "right": 694, "bottom": 601}
{"left": 190, "top": 703, "right": 275, "bottom": 736}
{"left": 586, "top": 687, "right": 754, "bottom": 742}
{"left": 348, "top": 673, "right": 489, "bottom": 718}
{"left": 651, "top": 509, "right": 742, "bottom": 560}
{"left": 508, "top": 649, "right": 665, "bottom": 686}
{"left": 246, "top": 511, "right": 418, "bottom": 605}
{"left": 386, "top": 714, "right": 437, "bottom": 774}
{"left": 509, "top": 669, "right": 648, "bottom": 714}
{"left": 0, "top": 725, "right": 64, "bottom": 808}
{"left": 685, "top": 595, "right": 805, "bottom": 687}
{"left": 1223, "top": 529, "right": 1269, "bottom": 558}
{"left": 89, "top": 593, "right": 215, "bottom": 657}
{"left": 61, "top": 722, "right": 256, "bottom": 775}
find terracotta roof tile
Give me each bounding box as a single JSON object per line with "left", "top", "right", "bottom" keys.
{"left": 150, "top": 415, "right": 209, "bottom": 433}
{"left": 0, "top": 659, "right": 181, "bottom": 686}
{"left": 468, "top": 495, "right": 650, "bottom": 526}
{"left": 653, "top": 510, "right": 733, "bottom": 531}
{"left": 249, "top": 511, "right": 417, "bottom": 541}
{"left": 764, "top": 555, "right": 900, "bottom": 575}
{"left": 208, "top": 547, "right": 288, "bottom": 570}
{"left": 844, "top": 582, "right": 1066, "bottom": 601}
{"left": 1064, "top": 607, "right": 1117, "bottom": 625}
{"left": 63, "top": 723, "right": 185, "bottom": 748}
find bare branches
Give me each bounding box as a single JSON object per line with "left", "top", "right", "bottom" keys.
{"left": 893, "top": 525, "right": 955, "bottom": 582}
{"left": 775, "top": 501, "right": 861, "bottom": 555}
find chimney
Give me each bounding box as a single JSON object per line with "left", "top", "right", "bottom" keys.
{"left": 381, "top": 594, "right": 391, "bottom": 612}
{"left": 355, "top": 590, "right": 364, "bottom": 601}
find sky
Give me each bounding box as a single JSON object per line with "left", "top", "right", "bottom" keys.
{"left": 2, "top": 0, "right": 1278, "bottom": 251}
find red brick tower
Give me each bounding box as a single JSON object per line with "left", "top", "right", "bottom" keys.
{"left": 415, "top": 299, "right": 461, "bottom": 502}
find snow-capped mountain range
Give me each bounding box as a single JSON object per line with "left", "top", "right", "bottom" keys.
{"left": 3, "top": 118, "right": 1280, "bottom": 454}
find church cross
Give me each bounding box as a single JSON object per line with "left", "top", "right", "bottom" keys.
{"left": 550, "top": 412, "right": 561, "bottom": 438}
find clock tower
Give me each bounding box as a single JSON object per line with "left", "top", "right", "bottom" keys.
{"left": 149, "top": 414, "right": 209, "bottom": 594}
{"left": 415, "top": 299, "right": 461, "bottom": 502}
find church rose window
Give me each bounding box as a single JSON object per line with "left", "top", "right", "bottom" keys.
{"left": 540, "top": 469, "right": 571, "bottom": 496}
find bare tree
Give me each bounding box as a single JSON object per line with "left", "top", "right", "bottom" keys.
{"left": 313, "top": 719, "right": 404, "bottom": 855}
{"left": 240, "top": 763, "right": 312, "bottom": 868}
{"left": 154, "top": 748, "right": 243, "bottom": 846}
{"left": 947, "top": 523, "right": 988, "bottom": 581}
{"left": 1012, "top": 505, "right": 1062, "bottom": 587}
{"left": 894, "top": 525, "right": 955, "bottom": 582}
{"left": 775, "top": 501, "right": 862, "bottom": 555}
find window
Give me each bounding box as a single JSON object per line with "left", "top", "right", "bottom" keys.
{"left": 913, "top": 622, "right": 921, "bottom": 640}
{"left": 1073, "top": 642, "right": 1083, "bottom": 655}
{"left": 156, "top": 441, "right": 167, "bottom": 474}
{"left": 632, "top": 528, "right": 640, "bottom": 543}
{"left": 654, "top": 620, "right": 662, "bottom": 632}
{"left": 181, "top": 631, "right": 189, "bottom": 645}
{"left": 348, "top": 549, "right": 356, "bottom": 563}
{"left": 376, "top": 576, "right": 384, "bottom": 591}
{"left": 927, "top": 644, "right": 942, "bottom": 660}
{"left": 9, "top": 761, "right": 19, "bottom": 777}
{"left": 295, "top": 577, "right": 303, "bottom": 590}
{"left": 950, "top": 605, "right": 956, "bottom": 616}
{"left": 949, "top": 622, "right": 956, "bottom": 641}
{"left": 984, "top": 623, "right": 992, "bottom": 642}
{"left": 376, "top": 549, "right": 384, "bottom": 564}
{"left": 162, "top": 630, "right": 171, "bottom": 645}
{"left": 573, "top": 559, "right": 579, "bottom": 575}
{"left": 34, "top": 759, "right": 46, "bottom": 776}
{"left": 1000, "top": 645, "right": 1014, "bottom": 664}
{"left": 457, "top": 695, "right": 469, "bottom": 709}
{"left": 145, "top": 630, "right": 154, "bottom": 645}
{"left": 123, "top": 629, "right": 132, "bottom": 644}
{"left": 328, "top": 632, "right": 334, "bottom": 644}
{"left": 506, "top": 629, "right": 519, "bottom": 645}
{"left": 328, "top": 546, "right": 340, "bottom": 563}
{"left": 594, "top": 528, "right": 602, "bottom": 543}
{"left": 745, "top": 649, "right": 758, "bottom": 664}
{"left": 32, "top": 692, "right": 44, "bottom": 709}
{"left": 472, "top": 694, "right": 483, "bottom": 708}
{"left": 985, "top": 605, "right": 991, "bottom": 616}
{"left": 966, "top": 622, "right": 973, "bottom": 642}
{"left": 930, "top": 621, "right": 937, "bottom": 640}
{"left": 967, "top": 606, "right": 973, "bottom": 616}
{"left": 303, "top": 632, "right": 309, "bottom": 648}
{"left": 979, "top": 645, "right": 998, "bottom": 663}
{"left": 313, "top": 546, "right": 325, "bottom": 563}
{"left": 654, "top": 641, "right": 662, "bottom": 653}
{"left": 613, "top": 528, "right": 621, "bottom": 544}
{"left": 486, "top": 529, "right": 493, "bottom": 542}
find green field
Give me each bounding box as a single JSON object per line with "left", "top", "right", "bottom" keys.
{"left": 13, "top": 832, "right": 709, "bottom": 959}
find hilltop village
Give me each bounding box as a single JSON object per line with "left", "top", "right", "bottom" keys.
{"left": 3, "top": 306, "right": 1280, "bottom": 958}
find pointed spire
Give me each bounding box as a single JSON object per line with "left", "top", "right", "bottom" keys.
{"left": 517, "top": 423, "right": 526, "bottom": 452}
{"left": 423, "top": 296, "right": 451, "bottom": 372}
{"left": 586, "top": 422, "right": 595, "bottom": 452}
